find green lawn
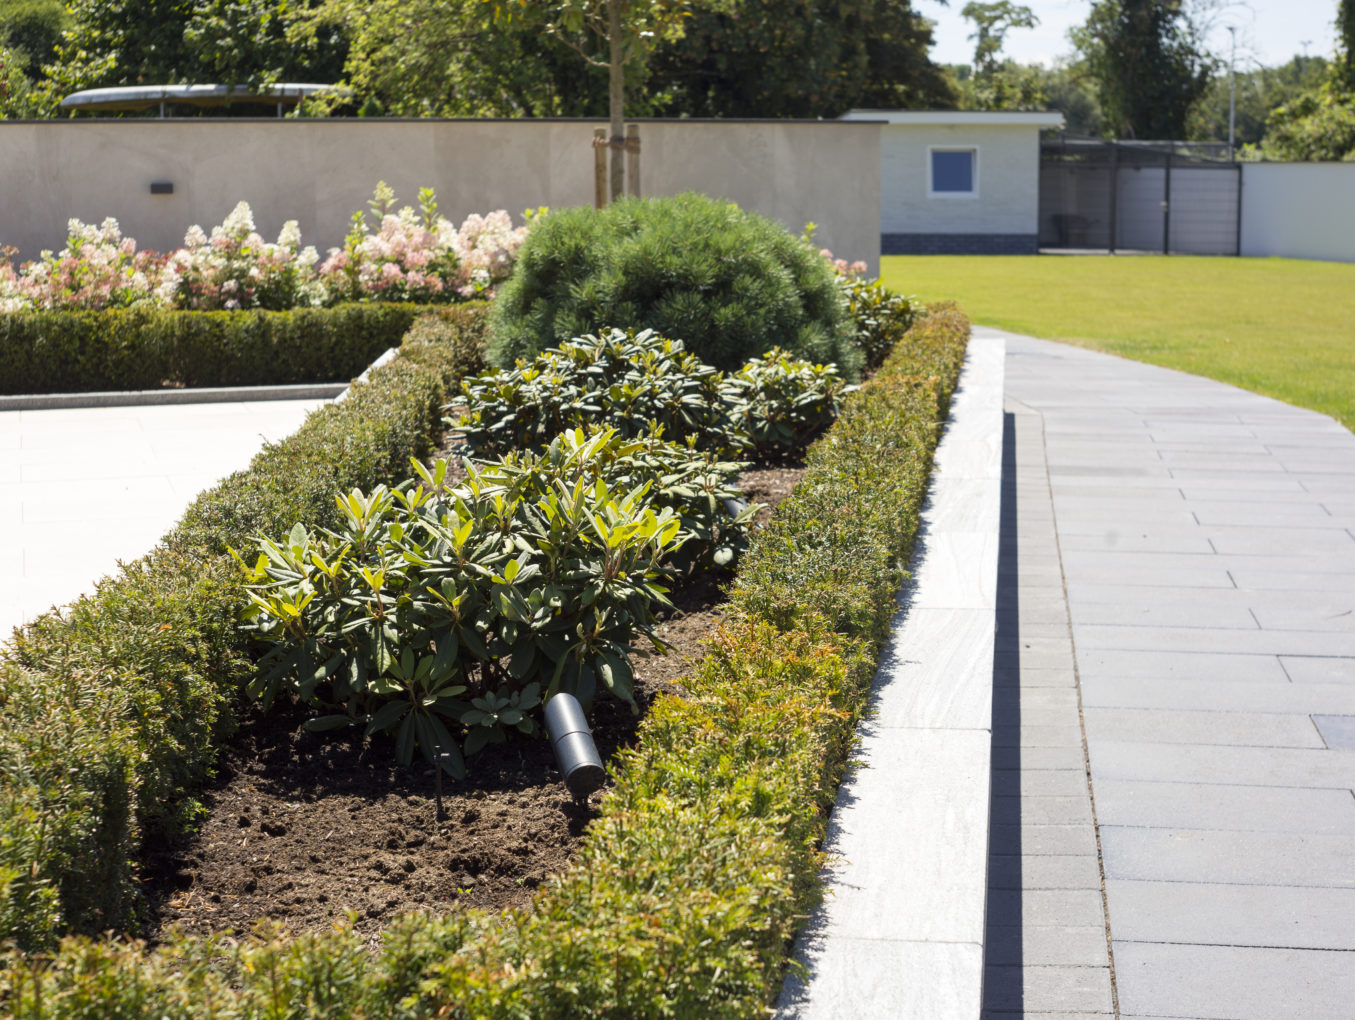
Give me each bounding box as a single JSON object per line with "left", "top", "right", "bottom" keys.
{"left": 879, "top": 255, "right": 1355, "bottom": 431}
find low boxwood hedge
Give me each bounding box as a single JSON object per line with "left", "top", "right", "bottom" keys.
{"left": 0, "top": 303, "right": 423, "bottom": 395}
{"left": 0, "top": 304, "right": 969, "bottom": 1018}
{"left": 0, "top": 303, "right": 490, "bottom": 948}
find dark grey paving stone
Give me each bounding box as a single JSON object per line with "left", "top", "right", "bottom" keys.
{"left": 982, "top": 925, "right": 1110, "bottom": 967}
{"left": 992, "top": 794, "right": 1093, "bottom": 827}
{"left": 1059, "top": 531, "right": 1216, "bottom": 554}
{"left": 988, "top": 853, "right": 1102, "bottom": 891}
{"left": 989, "top": 823, "right": 1100, "bottom": 857}
{"left": 1091, "top": 778, "right": 1355, "bottom": 834}
{"left": 989, "top": 767, "right": 1087, "bottom": 799}
{"left": 1105, "top": 878, "right": 1355, "bottom": 949}
{"left": 991, "top": 744, "right": 1088, "bottom": 772}
{"left": 982, "top": 965, "right": 1113, "bottom": 1013}
{"left": 1082, "top": 707, "right": 1326, "bottom": 749}
{"left": 1068, "top": 598, "right": 1259, "bottom": 631}
{"left": 1078, "top": 676, "right": 1355, "bottom": 714}
{"left": 1114, "top": 941, "right": 1355, "bottom": 1019}
{"left": 1099, "top": 826, "right": 1355, "bottom": 888}
{"left": 987, "top": 888, "right": 1108, "bottom": 929}
{"left": 1073, "top": 622, "right": 1355, "bottom": 658}
{"left": 991, "top": 723, "right": 1085, "bottom": 748}
{"left": 1312, "top": 714, "right": 1355, "bottom": 748}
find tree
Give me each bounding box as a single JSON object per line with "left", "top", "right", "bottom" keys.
{"left": 42, "top": 0, "right": 348, "bottom": 115}
{"left": 956, "top": 1, "right": 1044, "bottom": 110}
{"left": 1186, "top": 54, "right": 1329, "bottom": 146}
{"left": 646, "top": 0, "right": 957, "bottom": 118}
{"left": 1072, "top": 0, "right": 1214, "bottom": 138}
{"left": 1255, "top": 2, "right": 1355, "bottom": 160}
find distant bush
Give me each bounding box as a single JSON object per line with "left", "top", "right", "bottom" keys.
{"left": 487, "top": 194, "right": 859, "bottom": 377}
{"left": 840, "top": 276, "right": 918, "bottom": 374}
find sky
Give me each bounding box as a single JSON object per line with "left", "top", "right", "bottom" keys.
{"left": 919, "top": 0, "right": 1343, "bottom": 72}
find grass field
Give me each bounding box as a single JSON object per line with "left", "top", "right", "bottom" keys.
{"left": 879, "top": 255, "right": 1355, "bottom": 431}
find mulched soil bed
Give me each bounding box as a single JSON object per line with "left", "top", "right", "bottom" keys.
{"left": 142, "top": 459, "right": 805, "bottom": 945}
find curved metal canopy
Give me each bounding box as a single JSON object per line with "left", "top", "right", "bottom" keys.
{"left": 59, "top": 83, "right": 345, "bottom": 115}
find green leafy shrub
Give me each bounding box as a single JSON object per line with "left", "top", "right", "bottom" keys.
{"left": 0, "top": 303, "right": 419, "bottom": 395}
{"left": 0, "top": 304, "right": 490, "bottom": 947}
{"left": 240, "top": 428, "right": 759, "bottom": 773}
{"left": 487, "top": 194, "right": 859, "bottom": 376}
{"left": 0, "top": 305, "right": 970, "bottom": 1013}
{"left": 840, "top": 276, "right": 918, "bottom": 374}
{"left": 731, "top": 347, "right": 855, "bottom": 456}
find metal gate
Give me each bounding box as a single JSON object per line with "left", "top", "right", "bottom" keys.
{"left": 1039, "top": 136, "right": 1242, "bottom": 255}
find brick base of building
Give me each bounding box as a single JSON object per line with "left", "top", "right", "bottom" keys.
{"left": 882, "top": 233, "right": 1038, "bottom": 255}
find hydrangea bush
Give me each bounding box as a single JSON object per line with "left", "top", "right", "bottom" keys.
{"left": 0, "top": 184, "right": 529, "bottom": 314}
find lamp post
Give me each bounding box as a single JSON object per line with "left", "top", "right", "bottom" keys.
{"left": 1227, "top": 26, "right": 1237, "bottom": 162}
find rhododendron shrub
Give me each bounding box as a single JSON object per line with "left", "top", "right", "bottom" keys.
{"left": 0, "top": 186, "right": 529, "bottom": 313}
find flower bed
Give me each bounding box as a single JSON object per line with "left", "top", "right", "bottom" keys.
{"left": 1, "top": 305, "right": 968, "bottom": 1017}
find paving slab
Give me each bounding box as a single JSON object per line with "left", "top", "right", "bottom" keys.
{"left": 1098, "top": 826, "right": 1355, "bottom": 887}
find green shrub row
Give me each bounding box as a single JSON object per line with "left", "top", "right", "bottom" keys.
{"left": 0, "top": 303, "right": 421, "bottom": 395}
{"left": 0, "top": 304, "right": 490, "bottom": 948}
{"left": 1, "top": 305, "right": 969, "bottom": 1018}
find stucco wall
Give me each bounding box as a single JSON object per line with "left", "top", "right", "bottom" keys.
{"left": 0, "top": 118, "right": 881, "bottom": 273}
{"left": 1240, "top": 162, "right": 1355, "bottom": 263}
{"left": 880, "top": 123, "right": 1040, "bottom": 236}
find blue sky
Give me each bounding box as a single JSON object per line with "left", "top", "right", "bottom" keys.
{"left": 920, "top": 0, "right": 1343, "bottom": 71}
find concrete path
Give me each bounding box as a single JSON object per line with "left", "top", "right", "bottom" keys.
{"left": 988, "top": 326, "right": 1355, "bottom": 1019}
{"left": 0, "top": 398, "right": 329, "bottom": 638}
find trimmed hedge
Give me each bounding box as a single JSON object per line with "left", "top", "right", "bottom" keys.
{"left": 0, "top": 303, "right": 490, "bottom": 948}
{"left": 1, "top": 305, "right": 969, "bottom": 1017}
{"left": 0, "top": 303, "right": 421, "bottom": 395}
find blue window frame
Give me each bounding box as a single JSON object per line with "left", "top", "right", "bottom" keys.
{"left": 930, "top": 149, "right": 976, "bottom": 196}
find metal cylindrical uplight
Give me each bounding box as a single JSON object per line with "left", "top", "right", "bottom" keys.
{"left": 544, "top": 692, "right": 605, "bottom": 799}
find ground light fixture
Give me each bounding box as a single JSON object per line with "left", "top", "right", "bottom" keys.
{"left": 544, "top": 692, "right": 606, "bottom": 799}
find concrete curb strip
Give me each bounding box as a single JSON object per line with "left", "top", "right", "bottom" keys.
{"left": 776, "top": 335, "right": 1005, "bottom": 1019}
{"left": 0, "top": 382, "right": 348, "bottom": 412}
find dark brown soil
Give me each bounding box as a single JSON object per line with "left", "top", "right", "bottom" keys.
{"left": 142, "top": 458, "right": 804, "bottom": 944}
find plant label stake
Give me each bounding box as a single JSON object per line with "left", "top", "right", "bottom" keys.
{"left": 544, "top": 692, "right": 606, "bottom": 801}
{"left": 434, "top": 745, "right": 454, "bottom": 821}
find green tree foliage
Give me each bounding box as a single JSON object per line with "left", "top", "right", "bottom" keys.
{"left": 42, "top": 0, "right": 347, "bottom": 115}
{"left": 0, "top": 0, "right": 65, "bottom": 69}
{"left": 1259, "top": 2, "right": 1355, "bottom": 160}
{"left": 1073, "top": 0, "right": 1213, "bottom": 138}
{"left": 951, "top": 1, "right": 1044, "bottom": 110}
{"left": 645, "top": 0, "right": 957, "bottom": 117}
{"left": 1187, "top": 55, "right": 1329, "bottom": 146}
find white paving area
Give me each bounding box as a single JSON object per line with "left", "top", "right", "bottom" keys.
{"left": 778, "top": 336, "right": 1005, "bottom": 1018}
{"left": 0, "top": 398, "right": 329, "bottom": 638}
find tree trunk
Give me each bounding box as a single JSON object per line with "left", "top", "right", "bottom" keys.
{"left": 608, "top": 0, "right": 625, "bottom": 201}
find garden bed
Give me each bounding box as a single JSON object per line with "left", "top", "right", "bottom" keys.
{"left": 142, "top": 462, "right": 803, "bottom": 944}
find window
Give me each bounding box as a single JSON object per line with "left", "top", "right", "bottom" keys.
{"left": 929, "top": 148, "right": 977, "bottom": 197}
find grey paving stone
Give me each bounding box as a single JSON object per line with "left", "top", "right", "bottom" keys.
{"left": 1082, "top": 707, "right": 1326, "bottom": 749}
{"left": 988, "top": 853, "right": 1102, "bottom": 890}
{"left": 907, "top": 532, "right": 1000, "bottom": 609}
{"left": 1112, "top": 941, "right": 1355, "bottom": 1020}
{"left": 1191, "top": 501, "right": 1340, "bottom": 526}
{"left": 1099, "top": 826, "right": 1355, "bottom": 887}
{"left": 1078, "top": 676, "right": 1355, "bottom": 714}
{"left": 872, "top": 607, "right": 994, "bottom": 730}
{"left": 1091, "top": 778, "right": 1355, "bottom": 834}
{"left": 992, "top": 794, "right": 1093, "bottom": 826}
{"left": 991, "top": 687, "right": 1080, "bottom": 713}
{"left": 1251, "top": 601, "right": 1355, "bottom": 632}
{"left": 776, "top": 937, "right": 983, "bottom": 1020}
{"left": 989, "top": 823, "right": 1100, "bottom": 857}
{"left": 982, "top": 965, "right": 1113, "bottom": 1014}
{"left": 1281, "top": 655, "right": 1355, "bottom": 683}
{"left": 1054, "top": 560, "right": 1238, "bottom": 589}
{"left": 1313, "top": 713, "right": 1355, "bottom": 748}
{"left": 1073, "top": 622, "right": 1355, "bottom": 657}
{"left": 1059, "top": 530, "right": 1216, "bottom": 554}
{"left": 986, "top": 888, "right": 1108, "bottom": 929}
{"left": 991, "top": 743, "right": 1088, "bottom": 772}
{"left": 989, "top": 767, "right": 1087, "bottom": 800}
{"left": 1180, "top": 484, "right": 1322, "bottom": 503}
{"left": 1106, "top": 878, "right": 1355, "bottom": 949}
{"left": 1009, "top": 667, "right": 1080, "bottom": 689}
{"left": 1206, "top": 525, "right": 1355, "bottom": 556}
{"left": 995, "top": 635, "right": 1077, "bottom": 671}
{"left": 992, "top": 722, "right": 1086, "bottom": 748}
{"left": 1076, "top": 649, "right": 1289, "bottom": 683}
{"left": 982, "top": 925, "right": 1110, "bottom": 968}
{"left": 1068, "top": 598, "right": 1259, "bottom": 631}
{"left": 1088, "top": 740, "right": 1355, "bottom": 789}
{"left": 1229, "top": 565, "right": 1355, "bottom": 591}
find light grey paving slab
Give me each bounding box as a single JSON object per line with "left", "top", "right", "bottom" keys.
{"left": 1190, "top": 501, "right": 1340, "bottom": 526}
{"left": 1091, "top": 778, "right": 1355, "bottom": 835}
{"left": 1099, "top": 826, "right": 1355, "bottom": 887}
{"left": 872, "top": 607, "right": 995, "bottom": 730}
{"left": 1281, "top": 655, "right": 1355, "bottom": 683}
{"left": 1068, "top": 597, "right": 1259, "bottom": 631}
{"left": 1243, "top": 604, "right": 1355, "bottom": 633}
{"left": 983, "top": 925, "right": 1110, "bottom": 968}
{"left": 1228, "top": 565, "right": 1355, "bottom": 591}
{"left": 907, "top": 531, "right": 1000, "bottom": 609}
{"left": 1206, "top": 525, "right": 1355, "bottom": 556}
{"left": 1077, "top": 649, "right": 1289, "bottom": 683}
{"left": 982, "top": 965, "right": 1113, "bottom": 1014}
{"left": 988, "top": 854, "right": 1102, "bottom": 890}
{"left": 1058, "top": 530, "right": 1216, "bottom": 554}
{"left": 1079, "top": 676, "right": 1355, "bottom": 714}
{"left": 1113, "top": 941, "right": 1355, "bottom": 1020}
{"left": 1073, "top": 622, "right": 1355, "bottom": 657}
{"left": 1105, "top": 878, "right": 1355, "bottom": 949}
{"left": 922, "top": 478, "right": 1003, "bottom": 533}
{"left": 1088, "top": 740, "right": 1355, "bottom": 789}
{"left": 776, "top": 938, "right": 983, "bottom": 1020}
{"left": 1082, "top": 707, "right": 1326, "bottom": 749}
{"left": 1052, "top": 560, "right": 1238, "bottom": 589}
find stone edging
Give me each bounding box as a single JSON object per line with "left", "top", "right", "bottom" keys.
{"left": 777, "top": 334, "right": 1005, "bottom": 1018}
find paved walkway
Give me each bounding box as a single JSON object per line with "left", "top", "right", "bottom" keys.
{"left": 987, "top": 327, "right": 1355, "bottom": 1019}
{"left": 0, "top": 398, "right": 329, "bottom": 637}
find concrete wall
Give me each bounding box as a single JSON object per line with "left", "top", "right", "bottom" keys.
{"left": 1240, "top": 162, "right": 1355, "bottom": 263}
{"left": 881, "top": 123, "right": 1040, "bottom": 241}
{"left": 0, "top": 118, "right": 881, "bottom": 273}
